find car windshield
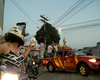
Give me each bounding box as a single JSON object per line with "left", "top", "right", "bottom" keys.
{"left": 71, "top": 51, "right": 86, "bottom": 56}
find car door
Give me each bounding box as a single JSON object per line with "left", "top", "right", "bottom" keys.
{"left": 54, "top": 51, "right": 65, "bottom": 68}
{"left": 62, "top": 51, "right": 76, "bottom": 69}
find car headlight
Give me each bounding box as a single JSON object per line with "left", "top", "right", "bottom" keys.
{"left": 33, "top": 62, "right": 35, "bottom": 65}
{"left": 1, "top": 71, "right": 20, "bottom": 80}
{"left": 89, "top": 59, "right": 96, "bottom": 62}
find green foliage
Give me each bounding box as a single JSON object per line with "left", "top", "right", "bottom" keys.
{"left": 77, "top": 49, "right": 83, "bottom": 51}
{"left": 34, "top": 23, "right": 60, "bottom": 47}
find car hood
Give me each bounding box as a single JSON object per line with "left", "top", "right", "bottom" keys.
{"left": 77, "top": 55, "right": 100, "bottom": 60}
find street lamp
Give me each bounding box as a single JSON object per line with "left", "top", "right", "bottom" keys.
{"left": 58, "top": 28, "right": 62, "bottom": 34}
{"left": 58, "top": 28, "right": 61, "bottom": 32}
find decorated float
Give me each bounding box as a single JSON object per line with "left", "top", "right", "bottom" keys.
{"left": 59, "top": 37, "right": 72, "bottom": 50}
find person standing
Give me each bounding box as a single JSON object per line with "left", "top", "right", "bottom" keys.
{"left": 24, "top": 53, "right": 31, "bottom": 71}
{"left": 39, "top": 54, "right": 42, "bottom": 58}
{"left": 24, "top": 56, "right": 28, "bottom": 71}
{"left": 57, "top": 42, "right": 60, "bottom": 51}
{"left": 43, "top": 48, "right": 47, "bottom": 58}
{"left": 47, "top": 43, "right": 56, "bottom": 57}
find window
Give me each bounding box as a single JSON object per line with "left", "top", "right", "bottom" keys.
{"left": 64, "top": 51, "right": 70, "bottom": 57}
{"left": 71, "top": 51, "right": 86, "bottom": 56}
{"left": 56, "top": 52, "right": 63, "bottom": 57}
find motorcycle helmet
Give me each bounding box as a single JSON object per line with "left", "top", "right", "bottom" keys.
{"left": 5, "top": 22, "right": 29, "bottom": 46}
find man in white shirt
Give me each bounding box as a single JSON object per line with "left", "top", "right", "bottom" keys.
{"left": 65, "top": 52, "right": 69, "bottom": 57}
{"left": 47, "top": 43, "right": 55, "bottom": 57}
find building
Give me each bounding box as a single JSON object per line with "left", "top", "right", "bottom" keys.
{"left": 92, "top": 42, "right": 100, "bottom": 57}
{"left": 0, "top": 0, "right": 4, "bottom": 43}
{"left": 21, "top": 46, "right": 40, "bottom": 58}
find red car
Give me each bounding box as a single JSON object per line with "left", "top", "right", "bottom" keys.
{"left": 42, "top": 50, "right": 100, "bottom": 76}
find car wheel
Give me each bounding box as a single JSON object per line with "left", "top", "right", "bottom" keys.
{"left": 48, "top": 63, "right": 55, "bottom": 72}
{"left": 79, "top": 64, "right": 90, "bottom": 76}
{"left": 26, "top": 66, "right": 31, "bottom": 73}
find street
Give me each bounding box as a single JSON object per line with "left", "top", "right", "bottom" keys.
{"left": 32, "top": 68, "right": 100, "bottom": 80}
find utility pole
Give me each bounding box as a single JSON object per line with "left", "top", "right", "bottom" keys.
{"left": 40, "top": 15, "right": 48, "bottom": 48}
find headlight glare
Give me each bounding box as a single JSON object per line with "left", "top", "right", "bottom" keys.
{"left": 33, "top": 62, "right": 35, "bottom": 65}
{"left": 1, "top": 71, "right": 20, "bottom": 80}
{"left": 89, "top": 59, "right": 96, "bottom": 62}
{"left": 2, "top": 73, "right": 18, "bottom": 80}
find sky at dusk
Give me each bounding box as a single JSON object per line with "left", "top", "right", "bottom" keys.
{"left": 3, "top": 0, "right": 100, "bottom": 49}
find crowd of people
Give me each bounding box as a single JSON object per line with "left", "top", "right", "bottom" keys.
{"left": 0, "top": 23, "right": 61, "bottom": 75}
{"left": 24, "top": 54, "right": 42, "bottom": 72}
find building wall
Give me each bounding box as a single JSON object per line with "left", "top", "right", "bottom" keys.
{"left": 0, "top": 0, "right": 4, "bottom": 63}
{"left": 0, "top": 0, "right": 4, "bottom": 43}
{"left": 92, "top": 46, "right": 98, "bottom": 56}
{"left": 92, "top": 42, "right": 100, "bottom": 57}
{"left": 21, "top": 46, "right": 40, "bottom": 58}
{"left": 97, "top": 42, "right": 100, "bottom": 56}
{"left": 30, "top": 50, "right": 40, "bottom": 57}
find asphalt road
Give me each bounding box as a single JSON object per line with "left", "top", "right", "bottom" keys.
{"left": 34, "top": 68, "right": 100, "bottom": 80}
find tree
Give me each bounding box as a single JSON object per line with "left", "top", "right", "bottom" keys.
{"left": 35, "top": 23, "right": 60, "bottom": 47}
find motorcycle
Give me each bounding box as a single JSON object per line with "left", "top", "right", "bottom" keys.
{"left": 26, "top": 59, "right": 39, "bottom": 76}
{"left": 32, "top": 61, "right": 39, "bottom": 76}
{"left": 0, "top": 65, "right": 28, "bottom": 80}
{"left": 0, "top": 65, "right": 37, "bottom": 80}
{"left": 35, "top": 58, "right": 42, "bottom": 68}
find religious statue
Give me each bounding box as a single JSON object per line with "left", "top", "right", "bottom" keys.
{"left": 59, "top": 37, "right": 72, "bottom": 50}
{"left": 63, "top": 37, "right": 66, "bottom": 46}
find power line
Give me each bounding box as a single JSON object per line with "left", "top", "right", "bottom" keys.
{"left": 53, "top": 0, "right": 95, "bottom": 27}
{"left": 11, "top": 0, "right": 39, "bottom": 26}
{"left": 52, "top": 0, "right": 82, "bottom": 26}
{"left": 52, "top": 0, "right": 85, "bottom": 26}
{"left": 60, "top": 23, "right": 100, "bottom": 36}
{"left": 61, "top": 26, "right": 100, "bottom": 35}
{"left": 56, "top": 0, "right": 94, "bottom": 26}
{"left": 55, "top": 18, "right": 100, "bottom": 27}
{"left": 61, "top": 22, "right": 100, "bottom": 32}
{"left": 56, "top": 0, "right": 95, "bottom": 26}
{"left": 45, "top": 5, "right": 71, "bottom": 16}
{"left": 46, "top": 0, "right": 100, "bottom": 23}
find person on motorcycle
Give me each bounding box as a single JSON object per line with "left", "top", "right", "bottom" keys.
{"left": 0, "top": 22, "right": 34, "bottom": 72}
{"left": 24, "top": 53, "right": 31, "bottom": 71}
